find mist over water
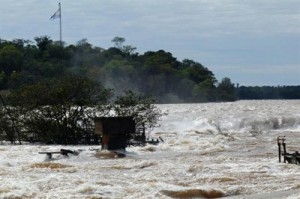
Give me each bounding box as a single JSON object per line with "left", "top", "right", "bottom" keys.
{"left": 1, "top": 100, "right": 300, "bottom": 198}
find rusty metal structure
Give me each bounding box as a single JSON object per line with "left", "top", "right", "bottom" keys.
{"left": 94, "top": 117, "right": 145, "bottom": 150}
{"left": 277, "top": 136, "right": 300, "bottom": 165}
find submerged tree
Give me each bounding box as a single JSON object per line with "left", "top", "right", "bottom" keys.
{"left": 1, "top": 75, "right": 164, "bottom": 144}
{"left": 6, "top": 75, "right": 113, "bottom": 144}
{"left": 113, "top": 90, "right": 165, "bottom": 132}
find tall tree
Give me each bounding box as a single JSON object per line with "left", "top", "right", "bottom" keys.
{"left": 217, "top": 77, "right": 236, "bottom": 101}
{"left": 0, "top": 45, "right": 23, "bottom": 75}
{"left": 112, "top": 37, "right": 125, "bottom": 49}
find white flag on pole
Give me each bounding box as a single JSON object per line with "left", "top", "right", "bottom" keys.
{"left": 50, "top": 9, "right": 60, "bottom": 20}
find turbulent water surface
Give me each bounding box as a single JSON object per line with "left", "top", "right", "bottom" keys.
{"left": 0, "top": 100, "right": 300, "bottom": 198}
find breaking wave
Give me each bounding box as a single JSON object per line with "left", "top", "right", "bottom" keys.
{"left": 155, "top": 100, "right": 300, "bottom": 135}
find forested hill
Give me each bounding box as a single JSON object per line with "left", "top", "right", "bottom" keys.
{"left": 0, "top": 36, "right": 298, "bottom": 103}
{"left": 0, "top": 36, "right": 236, "bottom": 103}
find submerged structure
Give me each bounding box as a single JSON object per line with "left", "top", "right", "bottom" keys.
{"left": 94, "top": 117, "right": 145, "bottom": 150}
{"left": 277, "top": 136, "right": 300, "bottom": 165}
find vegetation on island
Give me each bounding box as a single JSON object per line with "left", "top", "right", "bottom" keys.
{"left": 0, "top": 36, "right": 236, "bottom": 103}
{"left": 0, "top": 36, "right": 298, "bottom": 102}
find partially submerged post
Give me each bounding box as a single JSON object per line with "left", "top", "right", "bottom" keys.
{"left": 277, "top": 136, "right": 300, "bottom": 165}
{"left": 277, "top": 136, "right": 286, "bottom": 163}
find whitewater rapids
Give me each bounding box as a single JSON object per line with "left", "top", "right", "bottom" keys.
{"left": 0, "top": 100, "right": 300, "bottom": 198}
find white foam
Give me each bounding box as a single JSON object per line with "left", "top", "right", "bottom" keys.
{"left": 0, "top": 100, "right": 300, "bottom": 198}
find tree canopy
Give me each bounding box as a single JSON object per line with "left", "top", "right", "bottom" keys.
{"left": 0, "top": 36, "right": 236, "bottom": 103}
{"left": 1, "top": 36, "right": 296, "bottom": 102}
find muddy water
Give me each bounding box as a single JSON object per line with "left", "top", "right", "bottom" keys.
{"left": 0, "top": 100, "right": 300, "bottom": 198}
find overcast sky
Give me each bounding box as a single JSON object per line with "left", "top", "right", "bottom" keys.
{"left": 0, "top": 0, "right": 299, "bottom": 86}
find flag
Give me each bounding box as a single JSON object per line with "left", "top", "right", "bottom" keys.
{"left": 50, "top": 9, "right": 60, "bottom": 20}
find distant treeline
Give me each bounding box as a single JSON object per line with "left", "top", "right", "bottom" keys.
{"left": 236, "top": 86, "right": 300, "bottom": 100}
{"left": 0, "top": 36, "right": 298, "bottom": 103}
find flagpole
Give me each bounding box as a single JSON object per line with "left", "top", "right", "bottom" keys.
{"left": 59, "top": 2, "right": 62, "bottom": 47}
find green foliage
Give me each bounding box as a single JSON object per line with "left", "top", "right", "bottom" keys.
{"left": 111, "top": 37, "right": 136, "bottom": 55}
{"left": 1, "top": 75, "right": 164, "bottom": 145}
{"left": 0, "top": 45, "right": 23, "bottom": 75}
{"left": 236, "top": 86, "right": 300, "bottom": 99}
{"left": 192, "top": 79, "right": 216, "bottom": 102}
{"left": 112, "top": 37, "right": 125, "bottom": 49}
{"left": 5, "top": 75, "right": 113, "bottom": 144}
{"left": 102, "top": 59, "right": 137, "bottom": 95}
{"left": 217, "top": 77, "right": 236, "bottom": 101}
{"left": 34, "top": 36, "right": 53, "bottom": 52}
{"left": 0, "top": 70, "right": 6, "bottom": 89}
{"left": 2, "top": 35, "right": 298, "bottom": 145}
{"left": 181, "top": 59, "right": 216, "bottom": 84}
{"left": 113, "top": 90, "right": 164, "bottom": 131}
{"left": 0, "top": 36, "right": 236, "bottom": 103}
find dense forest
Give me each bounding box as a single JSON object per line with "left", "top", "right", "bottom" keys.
{"left": 0, "top": 36, "right": 236, "bottom": 103}
{"left": 0, "top": 36, "right": 299, "bottom": 103}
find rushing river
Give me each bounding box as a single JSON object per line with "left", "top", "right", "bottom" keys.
{"left": 0, "top": 100, "right": 300, "bottom": 198}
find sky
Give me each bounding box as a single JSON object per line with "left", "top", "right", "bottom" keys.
{"left": 0, "top": 0, "right": 299, "bottom": 86}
